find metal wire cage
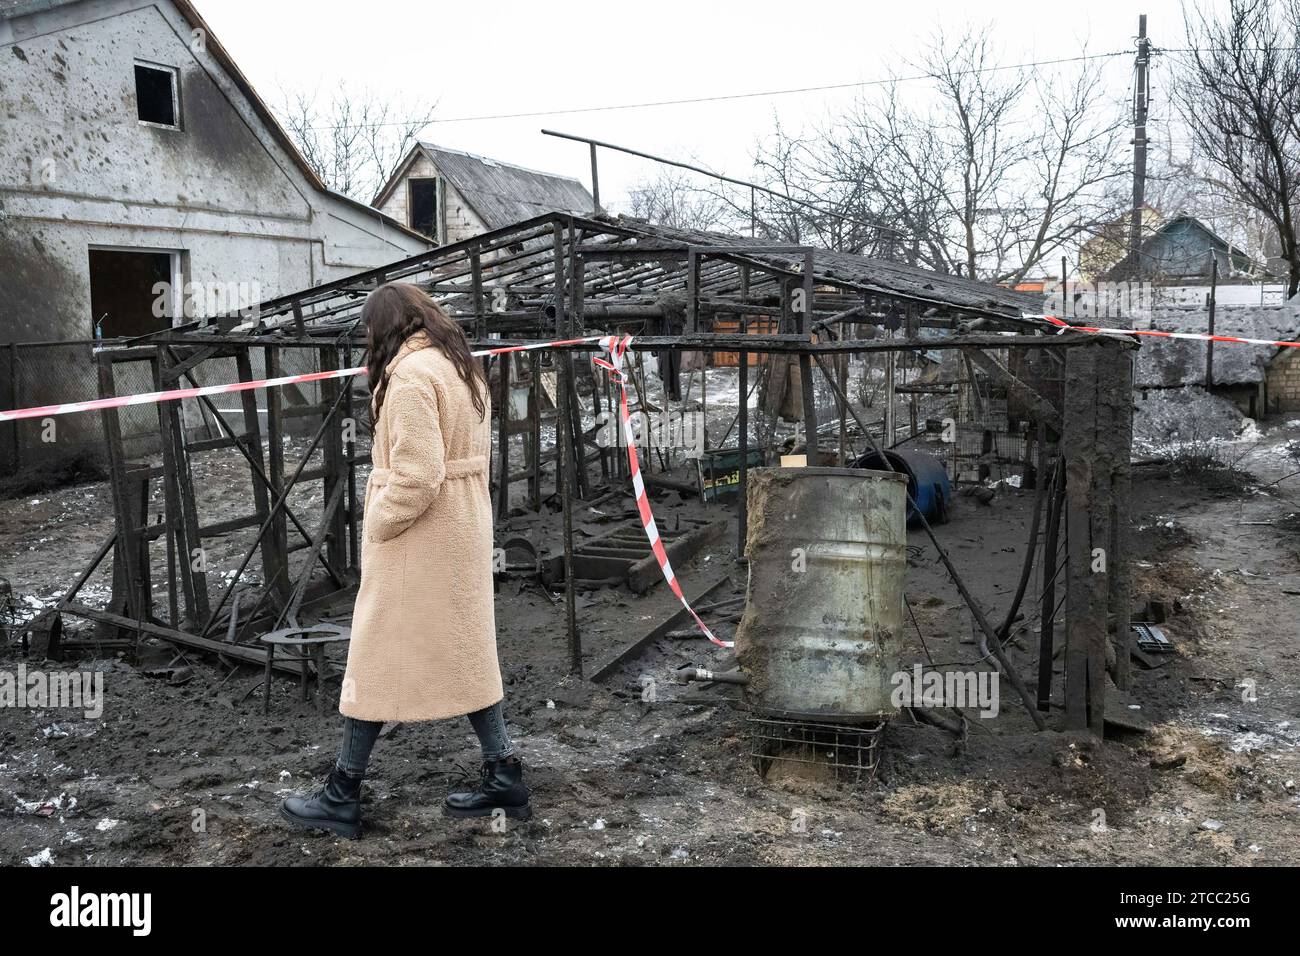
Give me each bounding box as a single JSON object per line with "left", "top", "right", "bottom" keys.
{"left": 748, "top": 716, "right": 887, "bottom": 785}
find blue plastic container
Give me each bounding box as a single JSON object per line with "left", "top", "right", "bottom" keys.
{"left": 850, "top": 448, "right": 952, "bottom": 525}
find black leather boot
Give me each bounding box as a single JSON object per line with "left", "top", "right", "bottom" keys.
{"left": 444, "top": 756, "right": 531, "bottom": 820}
{"left": 279, "top": 767, "right": 363, "bottom": 839}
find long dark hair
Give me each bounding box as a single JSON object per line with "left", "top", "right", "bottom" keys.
{"left": 363, "top": 282, "right": 486, "bottom": 427}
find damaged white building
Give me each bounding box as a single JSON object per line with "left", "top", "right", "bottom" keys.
{"left": 0, "top": 0, "right": 431, "bottom": 343}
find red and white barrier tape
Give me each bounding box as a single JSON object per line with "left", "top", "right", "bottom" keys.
{"left": 0, "top": 332, "right": 729, "bottom": 649}
{"left": 0, "top": 336, "right": 607, "bottom": 423}
{"left": 593, "top": 335, "right": 732, "bottom": 649}
{"left": 1032, "top": 314, "right": 1300, "bottom": 349}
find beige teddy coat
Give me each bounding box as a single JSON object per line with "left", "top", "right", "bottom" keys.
{"left": 340, "top": 335, "right": 503, "bottom": 723}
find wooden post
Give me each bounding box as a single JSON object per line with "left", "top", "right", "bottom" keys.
{"left": 839, "top": 352, "right": 849, "bottom": 462}
{"left": 319, "top": 346, "right": 348, "bottom": 574}
{"left": 471, "top": 246, "right": 486, "bottom": 345}
{"left": 885, "top": 351, "right": 897, "bottom": 447}
{"left": 686, "top": 249, "right": 700, "bottom": 333}
{"left": 164, "top": 362, "right": 209, "bottom": 622}
{"left": 1036, "top": 457, "right": 1064, "bottom": 712}
{"left": 1063, "top": 338, "right": 1132, "bottom": 733}
{"left": 97, "top": 355, "right": 147, "bottom": 627}
{"left": 343, "top": 341, "right": 360, "bottom": 571}
{"left": 1205, "top": 256, "right": 1218, "bottom": 389}
{"left": 257, "top": 348, "right": 289, "bottom": 603}
{"left": 738, "top": 324, "right": 749, "bottom": 557}
{"left": 553, "top": 222, "right": 581, "bottom": 675}
{"left": 528, "top": 351, "right": 542, "bottom": 511}
{"left": 799, "top": 251, "right": 818, "bottom": 455}
{"left": 1110, "top": 349, "right": 1135, "bottom": 691}
{"left": 153, "top": 348, "right": 191, "bottom": 629}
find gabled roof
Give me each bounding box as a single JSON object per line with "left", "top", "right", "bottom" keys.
{"left": 1154, "top": 215, "right": 1254, "bottom": 258}
{"left": 3, "top": 0, "right": 430, "bottom": 245}
{"left": 372, "top": 143, "right": 594, "bottom": 228}
{"left": 1105, "top": 215, "right": 1259, "bottom": 280}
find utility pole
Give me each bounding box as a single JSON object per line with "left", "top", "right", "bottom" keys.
{"left": 1125, "top": 14, "right": 1152, "bottom": 280}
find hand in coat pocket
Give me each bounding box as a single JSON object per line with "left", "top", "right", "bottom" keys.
{"left": 363, "top": 378, "right": 450, "bottom": 543}
{"left": 364, "top": 468, "right": 412, "bottom": 543}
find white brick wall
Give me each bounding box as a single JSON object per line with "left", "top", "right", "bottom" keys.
{"left": 377, "top": 152, "right": 487, "bottom": 245}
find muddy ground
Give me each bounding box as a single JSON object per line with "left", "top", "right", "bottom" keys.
{"left": 2, "top": 403, "right": 1299, "bottom": 866}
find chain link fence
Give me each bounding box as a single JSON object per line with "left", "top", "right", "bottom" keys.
{"left": 1, "top": 339, "right": 116, "bottom": 477}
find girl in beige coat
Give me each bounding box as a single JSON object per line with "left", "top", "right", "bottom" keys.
{"left": 281, "top": 283, "right": 529, "bottom": 839}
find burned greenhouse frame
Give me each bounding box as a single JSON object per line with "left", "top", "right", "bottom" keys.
{"left": 31, "top": 211, "right": 1135, "bottom": 733}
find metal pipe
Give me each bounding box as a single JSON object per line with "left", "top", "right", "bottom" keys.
{"left": 542, "top": 129, "right": 907, "bottom": 240}
{"left": 681, "top": 667, "right": 749, "bottom": 685}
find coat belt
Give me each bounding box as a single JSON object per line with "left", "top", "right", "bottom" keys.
{"left": 369, "top": 456, "right": 487, "bottom": 485}
{"left": 444, "top": 455, "right": 488, "bottom": 478}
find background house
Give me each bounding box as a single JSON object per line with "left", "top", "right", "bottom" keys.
{"left": 372, "top": 142, "right": 594, "bottom": 245}
{"left": 1113, "top": 215, "right": 1262, "bottom": 283}
{"left": 1079, "top": 205, "right": 1165, "bottom": 281}
{"left": 1080, "top": 214, "right": 1286, "bottom": 308}
{"left": 0, "top": 0, "right": 430, "bottom": 347}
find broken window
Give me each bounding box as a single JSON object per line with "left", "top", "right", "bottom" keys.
{"left": 408, "top": 178, "right": 438, "bottom": 240}
{"left": 135, "top": 63, "right": 179, "bottom": 128}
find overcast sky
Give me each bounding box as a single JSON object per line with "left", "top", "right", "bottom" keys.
{"left": 200, "top": 0, "right": 1199, "bottom": 210}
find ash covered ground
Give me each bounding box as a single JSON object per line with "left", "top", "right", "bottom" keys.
{"left": 2, "top": 368, "right": 1300, "bottom": 867}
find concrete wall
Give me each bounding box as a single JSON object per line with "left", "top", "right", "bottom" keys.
{"left": 1266, "top": 348, "right": 1300, "bottom": 413}
{"left": 375, "top": 150, "right": 488, "bottom": 246}
{"left": 0, "top": 0, "right": 429, "bottom": 348}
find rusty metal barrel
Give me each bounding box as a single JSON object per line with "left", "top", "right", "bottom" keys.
{"left": 736, "top": 466, "right": 907, "bottom": 722}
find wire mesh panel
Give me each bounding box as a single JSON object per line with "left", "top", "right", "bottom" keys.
{"left": 748, "top": 716, "right": 887, "bottom": 785}
{"left": 2, "top": 341, "right": 109, "bottom": 475}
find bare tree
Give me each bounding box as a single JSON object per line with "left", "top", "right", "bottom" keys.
{"left": 1001, "top": 54, "right": 1131, "bottom": 282}
{"left": 1177, "top": 0, "right": 1300, "bottom": 297}
{"left": 277, "top": 82, "right": 436, "bottom": 204}
{"left": 627, "top": 168, "right": 732, "bottom": 232}
{"left": 747, "top": 117, "right": 901, "bottom": 254}
{"left": 749, "top": 27, "right": 1128, "bottom": 282}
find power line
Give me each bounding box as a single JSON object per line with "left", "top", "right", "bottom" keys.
{"left": 304, "top": 50, "right": 1131, "bottom": 132}
{"left": 297, "top": 45, "right": 1300, "bottom": 132}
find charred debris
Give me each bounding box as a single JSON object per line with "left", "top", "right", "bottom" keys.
{"left": 17, "top": 210, "right": 1140, "bottom": 759}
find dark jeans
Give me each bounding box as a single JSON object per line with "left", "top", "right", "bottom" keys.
{"left": 336, "top": 701, "right": 514, "bottom": 778}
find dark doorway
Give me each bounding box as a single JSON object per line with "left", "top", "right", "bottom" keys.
{"left": 88, "top": 249, "right": 173, "bottom": 339}
{"left": 408, "top": 178, "right": 438, "bottom": 240}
